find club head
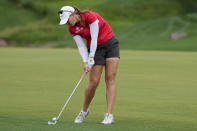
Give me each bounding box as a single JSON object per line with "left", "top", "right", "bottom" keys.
{"left": 48, "top": 116, "right": 58, "bottom": 125}
{"left": 48, "top": 120, "right": 57, "bottom": 125}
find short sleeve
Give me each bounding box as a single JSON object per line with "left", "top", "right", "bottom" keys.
{"left": 86, "top": 12, "right": 97, "bottom": 24}
{"left": 68, "top": 26, "right": 76, "bottom": 36}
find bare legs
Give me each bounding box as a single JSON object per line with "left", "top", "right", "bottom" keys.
{"left": 82, "top": 58, "right": 119, "bottom": 114}
{"left": 105, "top": 58, "right": 119, "bottom": 114}
{"left": 83, "top": 65, "right": 103, "bottom": 112}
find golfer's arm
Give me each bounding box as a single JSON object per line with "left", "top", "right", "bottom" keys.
{"left": 89, "top": 19, "right": 99, "bottom": 58}
{"left": 73, "top": 35, "right": 88, "bottom": 62}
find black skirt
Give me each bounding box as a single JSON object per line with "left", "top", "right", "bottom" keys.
{"left": 88, "top": 37, "right": 120, "bottom": 65}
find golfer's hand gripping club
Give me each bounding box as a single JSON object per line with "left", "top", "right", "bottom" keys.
{"left": 88, "top": 56, "right": 95, "bottom": 69}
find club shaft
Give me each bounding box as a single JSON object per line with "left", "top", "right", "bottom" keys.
{"left": 56, "top": 72, "right": 87, "bottom": 120}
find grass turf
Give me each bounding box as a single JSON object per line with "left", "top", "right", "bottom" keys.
{"left": 0, "top": 48, "right": 197, "bottom": 131}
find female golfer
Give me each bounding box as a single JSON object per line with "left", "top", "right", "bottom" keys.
{"left": 58, "top": 6, "right": 119, "bottom": 124}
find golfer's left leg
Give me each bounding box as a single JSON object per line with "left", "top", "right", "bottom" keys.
{"left": 105, "top": 58, "right": 119, "bottom": 114}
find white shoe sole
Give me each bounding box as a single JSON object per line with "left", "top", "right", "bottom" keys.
{"left": 74, "top": 110, "right": 90, "bottom": 124}
{"left": 101, "top": 120, "right": 115, "bottom": 125}
{"left": 74, "top": 121, "right": 83, "bottom": 124}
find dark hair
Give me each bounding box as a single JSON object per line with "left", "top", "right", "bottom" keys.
{"left": 71, "top": 6, "right": 89, "bottom": 26}
{"left": 73, "top": 6, "right": 90, "bottom": 14}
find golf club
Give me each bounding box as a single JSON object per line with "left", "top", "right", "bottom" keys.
{"left": 48, "top": 71, "right": 87, "bottom": 125}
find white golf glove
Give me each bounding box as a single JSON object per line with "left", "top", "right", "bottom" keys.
{"left": 88, "top": 56, "right": 95, "bottom": 69}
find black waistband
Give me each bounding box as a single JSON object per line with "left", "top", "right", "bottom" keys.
{"left": 88, "top": 36, "right": 118, "bottom": 51}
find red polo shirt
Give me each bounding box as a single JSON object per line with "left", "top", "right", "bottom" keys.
{"left": 68, "top": 11, "right": 114, "bottom": 47}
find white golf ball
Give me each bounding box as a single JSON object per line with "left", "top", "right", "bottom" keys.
{"left": 52, "top": 117, "right": 57, "bottom": 121}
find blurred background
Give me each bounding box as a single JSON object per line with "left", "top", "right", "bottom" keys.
{"left": 0, "top": 0, "right": 197, "bottom": 51}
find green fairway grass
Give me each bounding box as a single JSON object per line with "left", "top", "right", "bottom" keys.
{"left": 0, "top": 48, "right": 197, "bottom": 131}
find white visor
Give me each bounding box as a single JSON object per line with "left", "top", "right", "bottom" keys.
{"left": 59, "top": 6, "right": 75, "bottom": 25}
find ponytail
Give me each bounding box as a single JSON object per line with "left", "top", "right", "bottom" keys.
{"left": 73, "top": 6, "right": 90, "bottom": 14}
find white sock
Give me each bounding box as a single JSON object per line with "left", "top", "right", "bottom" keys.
{"left": 82, "top": 109, "right": 88, "bottom": 113}
{"left": 106, "top": 113, "right": 113, "bottom": 117}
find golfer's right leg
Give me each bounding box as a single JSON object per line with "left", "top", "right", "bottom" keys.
{"left": 75, "top": 65, "right": 103, "bottom": 123}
